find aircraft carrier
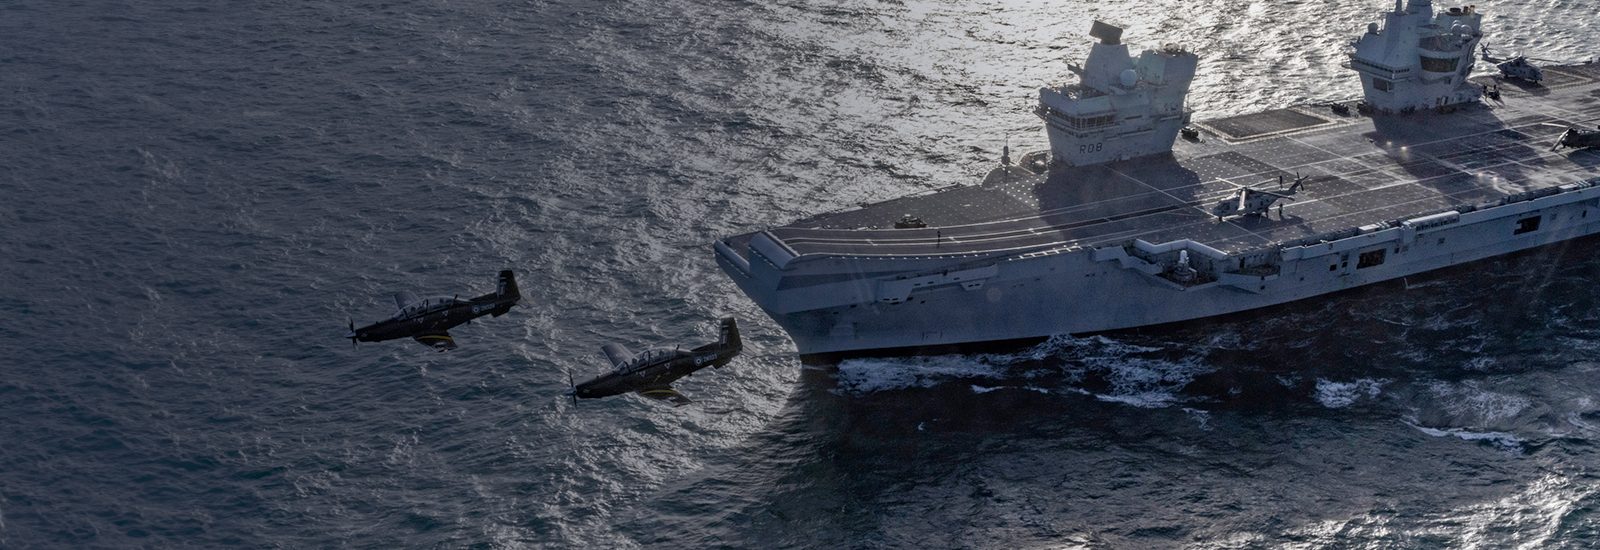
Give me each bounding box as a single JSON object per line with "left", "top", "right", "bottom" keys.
{"left": 714, "top": 0, "right": 1600, "bottom": 361}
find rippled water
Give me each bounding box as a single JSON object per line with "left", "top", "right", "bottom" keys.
{"left": 3, "top": 0, "right": 1598, "bottom": 547}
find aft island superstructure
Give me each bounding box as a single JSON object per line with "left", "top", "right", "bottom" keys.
{"left": 715, "top": 0, "right": 1600, "bottom": 360}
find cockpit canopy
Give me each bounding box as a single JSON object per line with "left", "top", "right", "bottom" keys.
{"left": 394, "top": 296, "right": 461, "bottom": 318}
{"left": 616, "top": 347, "right": 681, "bottom": 372}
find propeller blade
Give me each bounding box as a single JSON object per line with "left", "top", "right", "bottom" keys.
{"left": 567, "top": 370, "right": 578, "bottom": 406}
{"left": 348, "top": 318, "right": 357, "bottom": 347}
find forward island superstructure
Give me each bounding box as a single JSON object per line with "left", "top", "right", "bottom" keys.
{"left": 1037, "top": 21, "right": 1197, "bottom": 166}
{"left": 715, "top": 1, "right": 1600, "bottom": 361}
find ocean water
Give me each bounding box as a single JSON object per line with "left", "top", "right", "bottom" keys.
{"left": 3, "top": 0, "right": 1599, "bottom": 547}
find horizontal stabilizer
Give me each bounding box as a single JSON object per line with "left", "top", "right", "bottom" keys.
{"left": 413, "top": 331, "right": 457, "bottom": 351}
{"left": 637, "top": 387, "right": 692, "bottom": 406}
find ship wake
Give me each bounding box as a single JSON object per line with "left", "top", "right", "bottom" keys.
{"left": 832, "top": 335, "right": 1215, "bottom": 408}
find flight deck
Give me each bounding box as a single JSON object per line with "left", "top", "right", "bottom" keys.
{"left": 735, "top": 64, "right": 1600, "bottom": 260}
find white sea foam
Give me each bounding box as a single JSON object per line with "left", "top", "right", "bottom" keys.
{"left": 1406, "top": 421, "right": 1526, "bottom": 452}
{"left": 834, "top": 354, "right": 1005, "bottom": 395}
{"left": 1183, "top": 407, "right": 1213, "bottom": 431}
{"left": 834, "top": 335, "right": 1211, "bottom": 408}
{"left": 1313, "top": 378, "right": 1386, "bottom": 408}
{"left": 1057, "top": 336, "right": 1216, "bottom": 408}
{"left": 968, "top": 384, "right": 1050, "bottom": 395}
{"left": 1088, "top": 356, "right": 1211, "bottom": 408}
{"left": 1426, "top": 380, "right": 1531, "bottom": 423}
{"left": 1093, "top": 391, "right": 1178, "bottom": 408}
{"left": 1281, "top": 474, "right": 1589, "bottom": 548}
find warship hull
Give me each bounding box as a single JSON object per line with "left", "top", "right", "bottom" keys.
{"left": 715, "top": 64, "right": 1600, "bottom": 361}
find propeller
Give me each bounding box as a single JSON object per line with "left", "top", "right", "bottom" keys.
{"left": 565, "top": 370, "right": 578, "bottom": 406}
{"left": 347, "top": 319, "right": 357, "bottom": 347}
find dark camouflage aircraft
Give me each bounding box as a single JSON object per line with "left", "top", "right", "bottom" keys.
{"left": 567, "top": 318, "right": 741, "bottom": 406}
{"left": 347, "top": 270, "right": 520, "bottom": 351}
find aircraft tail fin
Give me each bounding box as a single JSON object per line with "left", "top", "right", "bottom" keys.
{"left": 495, "top": 270, "right": 519, "bottom": 300}
{"left": 718, "top": 317, "right": 741, "bottom": 353}
{"left": 691, "top": 317, "right": 743, "bottom": 365}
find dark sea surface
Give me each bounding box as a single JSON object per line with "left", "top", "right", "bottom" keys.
{"left": 3, "top": 0, "right": 1599, "bottom": 547}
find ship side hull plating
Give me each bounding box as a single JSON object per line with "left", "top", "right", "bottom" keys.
{"left": 718, "top": 179, "right": 1600, "bottom": 360}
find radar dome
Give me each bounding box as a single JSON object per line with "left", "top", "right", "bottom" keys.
{"left": 1119, "top": 68, "right": 1138, "bottom": 88}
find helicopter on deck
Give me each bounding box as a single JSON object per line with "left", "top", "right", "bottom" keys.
{"left": 1552, "top": 126, "right": 1600, "bottom": 152}
{"left": 1482, "top": 45, "right": 1546, "bottom": 83}
{"left": 1213, "top": 173, "right": 1309, "bottom": 221}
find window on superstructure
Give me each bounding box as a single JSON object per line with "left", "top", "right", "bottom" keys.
{"left": 1372, "top": 78, "right": 1393, "bottom": 92}
{"left": 1420, "top": 56, "right": 1460, "bottom": 73}
{"left": 1353, "top": 58, "right": 1410, "bottom": 76}
{"left": 1066, "top": 114, "right": 1117, "bottom": 130}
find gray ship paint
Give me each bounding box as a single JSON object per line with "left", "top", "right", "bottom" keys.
{"left": 716, "top": 2, "right": 1600, "bottom": 359}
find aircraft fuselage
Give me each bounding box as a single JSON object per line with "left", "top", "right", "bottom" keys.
{"left": 570, "top": 317, "right": 742, "bottom": 405}
{"left": 347, "top": 270, "right": 520, "bottom": 350}
{"left": 574, "top": 348, "right": 734, "bottom": 399}
{"left": 351, "top": 295, "right": 515, "bottom": 343}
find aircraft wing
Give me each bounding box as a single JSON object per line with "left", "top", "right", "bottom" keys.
{"left": 601, "top": 343, "right": 634, "bottom": 368}
{"left": 636, "top": 387, "right": 692, "bottom": 407}
{"left": 412, "top": 330, "right": 457, "bottom": 351}
{"left": 393, "top": 291, "right": 418, "bottom": 310}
